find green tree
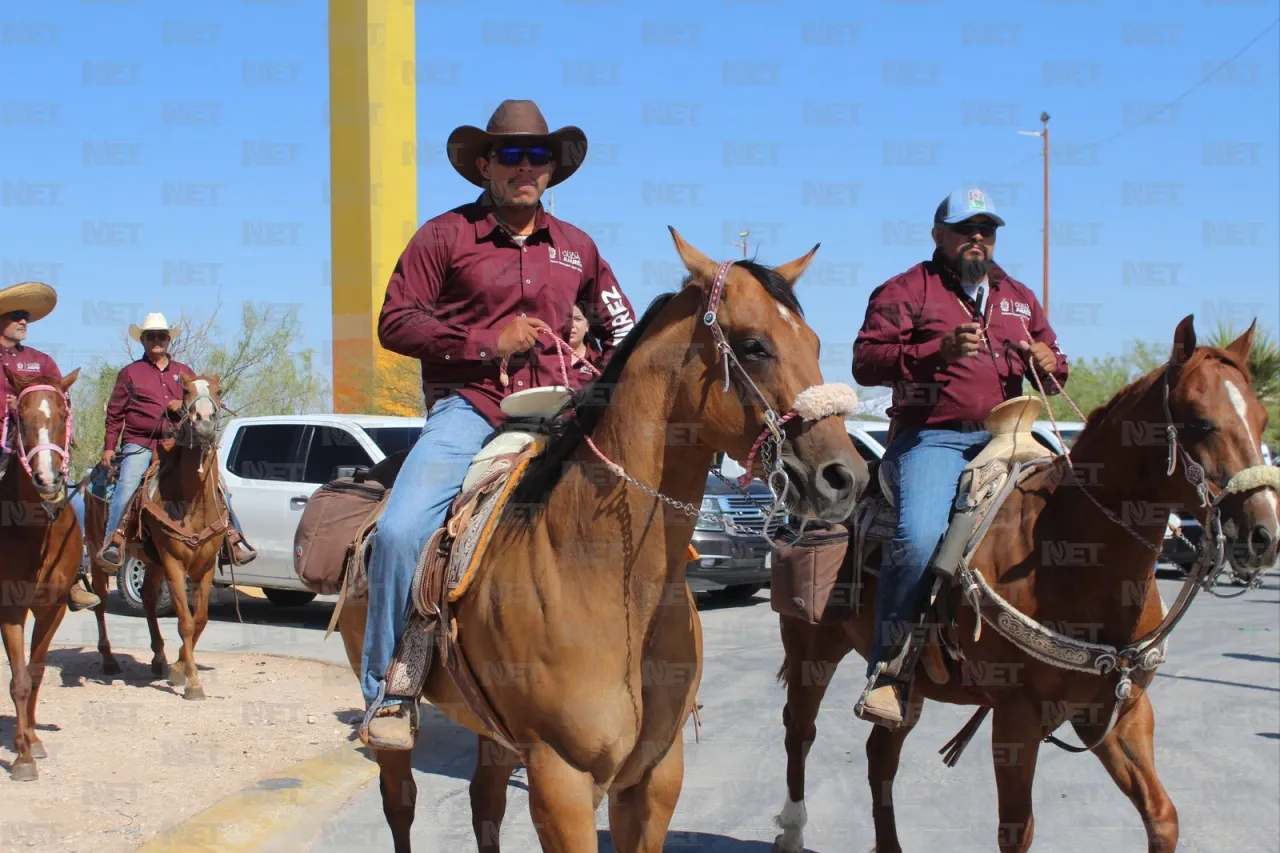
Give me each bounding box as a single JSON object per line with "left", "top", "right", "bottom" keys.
{"left": 69, "top": 301, "right": 330, "bottom": 477}
{"left": 1040, "top": 339, "right": 1166, "bottom": 424}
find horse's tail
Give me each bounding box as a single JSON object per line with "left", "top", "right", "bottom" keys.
{"left": 776, "top": 654, "right": 790, "bottom": 688}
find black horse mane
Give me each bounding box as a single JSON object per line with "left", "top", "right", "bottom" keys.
{"left": 508, "top": 259, "right": 804, "bottom": 510}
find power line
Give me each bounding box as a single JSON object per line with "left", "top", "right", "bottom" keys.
{"left": 1084, "top": 15, "right": 1279, "bottom": 151}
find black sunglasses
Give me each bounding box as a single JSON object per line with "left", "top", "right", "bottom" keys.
{"left": 491, "top": 145, "right": 553, "bottom": 167}
{"left": 4, "top": 310, "right": 31, "bottom": 322}
{"left": 947, "top": 221, "right": 998, "bottom": 239}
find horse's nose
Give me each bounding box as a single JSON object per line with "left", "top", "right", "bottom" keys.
{"left": 1247, "top": 524, "right": 1274, "bottom": 560}
{"left": 815, "top": 459, "right": 859, "bottom": 506}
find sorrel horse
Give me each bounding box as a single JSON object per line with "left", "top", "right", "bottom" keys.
{"left": 0, "top": 366, "right": 83, "bottom": 781}
{"left": 773, "top": 316, "right": 1280, "bottom": 852}
{"left": 86, "top": 374, "right": 228, "bottom": 700}
{"left": 338, "top": 228, "right": 869, "bottom": 852}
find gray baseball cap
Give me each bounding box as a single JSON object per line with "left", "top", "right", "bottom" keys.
{"left": 934, "top": 186, "right": 1006, "bottom": 227}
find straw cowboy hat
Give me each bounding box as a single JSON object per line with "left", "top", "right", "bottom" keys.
{"left": 446, "top": 99, "right": 588, "bottom": 188}
{"left": 129, "top": 312, "right": 180, "bottom": 343}
{"left": 0, "top": 281, "right": 57, "bottom": 322}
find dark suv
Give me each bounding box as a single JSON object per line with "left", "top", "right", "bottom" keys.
{"left": 685, "top": 457, "right": 775, "bottom": 601}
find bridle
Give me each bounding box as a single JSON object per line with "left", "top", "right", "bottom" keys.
{"left": 503, "top": 259, "right": 859, "bottom": 543}
{"left": 1, "top": 383, "right": 74, "bottom": 486}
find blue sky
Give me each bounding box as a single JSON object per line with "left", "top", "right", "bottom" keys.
{"left": 2, "top": 0, "right": 1278, "bottom": 401}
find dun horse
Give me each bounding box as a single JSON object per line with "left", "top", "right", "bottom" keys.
{"left": 0, "top": 366, "right": 83, "bottom": 781}
{"left": 86, "top": 374, "right": 228, "bottom": 700}
{"left": 338, "top": 229, "right": 869, "bottom": 852}
{"left": 773, "top": 316, "right": 1280, "bottom": 853}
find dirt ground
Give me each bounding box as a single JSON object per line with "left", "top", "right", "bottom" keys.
{"left": 0, "top": 646, "right": 363, "bottom": 853}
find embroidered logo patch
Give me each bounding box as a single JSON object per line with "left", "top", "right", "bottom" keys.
{"left": 550, "top": 247, "right": 583, "bottom": 271}
{"left": 968, "top": 189, "right": 986, "bottom": 211}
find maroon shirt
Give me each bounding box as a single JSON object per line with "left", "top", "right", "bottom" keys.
{"left": 378, "top": 197, "right": 637, "bottom": 427}
{"left": 1, "top": 343, "right": 62, "bottom": 402}
{"left": 853, "top": 253, "right": 1069, "bottom": 433}
{"left": 104, "top": 357, "right": 195, "bottom": 451}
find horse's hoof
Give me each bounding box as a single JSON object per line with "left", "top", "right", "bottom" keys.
{"left": 29, "top": 743, "right": 47, "bottom": 760}
{"left": 184, "top": 685, "right": 205, "bottom": 701}
{"left": 10, "top": 761, "right": 38, "bottom": 782}
{"left": 169, "top": 667, "right": 187, "bottom": 688}
{"left": 772, "top": 835, "right": 798, "bottom": 853}
{"left": 103, "top": 659, "right": 122, "bottom": 676}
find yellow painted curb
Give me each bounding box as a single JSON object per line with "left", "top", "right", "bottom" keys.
{"left": 131, "top": 739, "right": 378, "bottom": 852}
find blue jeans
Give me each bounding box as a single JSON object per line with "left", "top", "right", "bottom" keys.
{"left": 360, "top": 394, "right": 496, "bottom": 709}
{"left": 102, "top": 443, "right": 153, "bottom": 548}
{"left": 868, "top": 427, "right": 990, "bottom": 678}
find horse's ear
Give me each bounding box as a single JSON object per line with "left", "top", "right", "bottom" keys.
{"left": 1225, "top": 319, "right": 1257, "bottom": 361}
{"left": 1171, "top": 314, "right": 1197, "bottom": 365}
{"left": 60, "top": 368, "right": 81, "bottom": 392}
{"left": 773, "top": 243, "right": 821, "bottom": 288}
{"left": 667, "top": 226, "right": 719, "bottom": 288}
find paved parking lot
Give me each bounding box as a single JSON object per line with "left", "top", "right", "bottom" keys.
{"left": 48, "top": 573, "right": 1279, "bottom": 852}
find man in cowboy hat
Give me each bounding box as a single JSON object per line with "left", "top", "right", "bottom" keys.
{"left": 0, "top": 281, "right": 102, "bottom": 610}
{"left": 96, "top": 312, "right": 256, "bottom": 568}
{"left": 851, "top": 187, "right": 1069, "bottom": 728}
{"left": 359, "top": 99, "right": 638, "bottom": 749}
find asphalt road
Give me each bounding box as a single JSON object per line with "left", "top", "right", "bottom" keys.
{"left": 49, "top": 573, "right": 1279, "bottom": 853}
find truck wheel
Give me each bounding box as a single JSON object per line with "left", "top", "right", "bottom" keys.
{"left": 710, "top": 583, "right": 764, "bottom": 601}
{"left": 263, "top": 588, "right": 317, "bottom": 608}
{"left": 116, "top": 558, "right": 175, "bottom": 618}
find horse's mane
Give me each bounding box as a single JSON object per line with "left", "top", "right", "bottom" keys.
{"left": 509, "top": 259, "right": 804, "bottom": 509}
{"left": 1076, "top": 345, "right": 1250, "bottom": 435}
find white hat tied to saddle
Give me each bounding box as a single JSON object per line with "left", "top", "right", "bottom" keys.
{"left": 129, "top": 312, "right": 180, "bottom": 343}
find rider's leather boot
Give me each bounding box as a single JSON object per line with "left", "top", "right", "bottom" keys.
{"left": 224, "top": 526, "right": 257, "bottom": 566}
{"left": 66, "top": 579, "right": 101, "bottom": 611}
{"left": 98, "top": 532, "right": 125, "bottom": 568}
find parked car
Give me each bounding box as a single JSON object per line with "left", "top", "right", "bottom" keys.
{"left": 97, "top": 413, "right": 773, "bottom": 610}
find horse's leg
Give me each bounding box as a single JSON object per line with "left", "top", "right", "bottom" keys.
{"left": 774, "top": 620, "right": 855, "bottom": 853}
{"left": 90, "top": 561, "right": 121, "bottom": 674}
{"left": 526, "top": 748, "right": 603, "bottom": 852}
{"left": 607, "top": 734, "right": 684, "bottom": 853}
{"left": 1, "top": 616, "right": 37, "bottom": 780}
{"left": 991, "top": 702, "right": 1042, "bottom": 853}
{"left": 375, "top": 748, "right": 417, "bottom": 853}
{"left": 866, "top": 702, "right": 924, "bottom": 853}
{"left": 175, "top": 568, "right": 213, "bottom": 701}
{"left": 143, "top": 563, "right": 169, "bottom": 678}
{"left": 470, "top": 735, "right": 521, "bottom": 853}
{"left": 1082, "top": 691, "right": 1178, "bottom": 852}
{"left": 23, "top": 597, "right": 69, "bottom": 762}
{"left": 163, "top": 555, "right": 202, "bottom": 700}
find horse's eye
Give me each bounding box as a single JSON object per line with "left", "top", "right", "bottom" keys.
{"left": 1182, "top": 417, "right": 1216, "bottom": 440}
{"left": 739, "top": 338, "right": 772, "bottom": 362}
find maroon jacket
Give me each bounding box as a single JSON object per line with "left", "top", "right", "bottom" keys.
{"left": 853, "top": 252, "right": 1069, "bottom": 433}
{"left": 1, "top": 343, "right": 62, "bottom": 402}
{"left": 104, "top": 357, "right": 195, "bottom": 451}
{"left": 378, "top": 197, "right": 637, "bottom": 427}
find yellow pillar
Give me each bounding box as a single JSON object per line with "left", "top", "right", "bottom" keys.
{"left": 329, "top": 0, "right": 418, "bottom": 413}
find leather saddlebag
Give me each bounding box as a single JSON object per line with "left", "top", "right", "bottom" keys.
{"left": 293, "top": 475, "right": 387, "bottom": 596}
{"left": 770, "top": 523, "right": 853, "bottom": 624}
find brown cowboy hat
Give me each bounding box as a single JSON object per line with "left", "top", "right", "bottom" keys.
{"left": 0, "top": 281, "right": 57, "bottom": 322}
{"left": 447, "top": 99, "right": 587, "bottom": 188}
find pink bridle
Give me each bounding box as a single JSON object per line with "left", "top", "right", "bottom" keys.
{"left": 1, "top": 384, "right": 74, "bottom": 482}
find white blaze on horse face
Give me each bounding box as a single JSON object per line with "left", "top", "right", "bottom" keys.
{"left": 192, "top": 379, "right": 215, "bottom": 420}
{"left": 1224, "top": 379, "right": 1280, "bottom": 522}
{"left": 776, "top": 303, "right": 801, "bottom": 333}
{"left": 34, "top": 398, "right": 55, "bottom": 484}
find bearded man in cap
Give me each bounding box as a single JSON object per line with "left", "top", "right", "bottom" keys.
{"left": 851, "top": 187, "right": 1069, "bottom": 728}
{"left": 359, "top": 99, "right": 638, "bottom": 750}
{"left": 96, "top": 312, "right": 256, "bottom": 569}
{"left": 0, "top": 281, "right": 102, "bottom": 611}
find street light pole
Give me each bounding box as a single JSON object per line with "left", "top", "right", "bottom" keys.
{"left": 733, "top": 229, "right": 749, "bottom": 258}
{"left": 1018, "top": 112, "right": 1051, "bottom": 319}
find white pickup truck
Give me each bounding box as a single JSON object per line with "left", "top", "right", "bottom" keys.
{"left": 208, "top": 413, "right": 425, "bottom": 606}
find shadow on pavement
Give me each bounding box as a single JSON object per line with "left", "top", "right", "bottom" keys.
{"left": 597, "top": 830, "right": 781, "bottom": 850}
{"left": 1221, "top": 652, "right": 1280, "bottom": 664}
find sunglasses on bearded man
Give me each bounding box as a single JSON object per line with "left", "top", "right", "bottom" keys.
{"left": 490, "top": 145, "right": 553, "bottom": 167}
{"left": 947, "top": 221, "right": 998, "bottom": 239}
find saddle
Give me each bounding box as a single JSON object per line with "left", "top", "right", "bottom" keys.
{"left": 365, "top": 386, "right": 574, "bottom": 753}
{"left": 849, "top": 396, "right": 1058, "bottom": 696}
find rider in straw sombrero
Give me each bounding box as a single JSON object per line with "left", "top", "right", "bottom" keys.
{"left": 0, "top": 281, "right": 103, "bottom": 610}
{"left": 95, "top": 311, "right": 257, "bottom": 569}
{"left": 357, "top": 98, "right": 637, "bottom": 750}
